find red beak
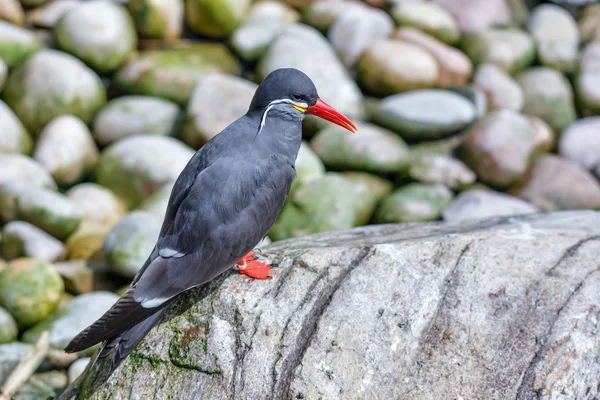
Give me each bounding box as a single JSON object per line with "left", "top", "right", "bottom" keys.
{"left": 305, "top": 98, "right": 357, "bottom": 133}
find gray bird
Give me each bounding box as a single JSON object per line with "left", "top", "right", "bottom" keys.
{"left": 64, "top": 68, "right": 357, "bottom": 373}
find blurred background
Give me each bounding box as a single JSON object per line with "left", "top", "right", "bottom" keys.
{"left": 1, "top": 0, "right": 600, "bottom": 396}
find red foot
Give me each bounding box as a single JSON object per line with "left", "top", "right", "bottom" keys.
{"left": 236, "top": 251, "right": 272, "bottom": 280}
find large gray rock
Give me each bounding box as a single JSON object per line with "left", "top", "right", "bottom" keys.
{"left": 443, "top": 189, "right": 539, "bottom": 222}
{"left": 69, "top": 211, "right": 600, "bottom": 400}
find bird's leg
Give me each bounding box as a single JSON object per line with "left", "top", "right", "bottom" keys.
{"left": 235, "top": 251, "right": 272, "bottom": 280}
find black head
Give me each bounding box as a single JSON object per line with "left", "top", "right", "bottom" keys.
{"left": 249, "top": 68, "right": 318, "bottom": 111}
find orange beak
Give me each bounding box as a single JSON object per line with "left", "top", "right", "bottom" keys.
{"left": 305, "top": 98, "right": 357, "bottom": 133}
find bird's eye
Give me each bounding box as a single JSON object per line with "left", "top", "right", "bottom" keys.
{"left": 291, "top": 94, "right": 301, "bottom": 102}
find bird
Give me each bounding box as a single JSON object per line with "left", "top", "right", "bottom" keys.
{"left": 63, "top": 68, "right": 357, "bottom": 374}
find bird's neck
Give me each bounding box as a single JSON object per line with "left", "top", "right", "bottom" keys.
{"left": 246, "top": 109, "right": 303, "bottom": 162}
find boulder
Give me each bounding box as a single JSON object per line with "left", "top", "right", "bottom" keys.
{"left": 442, "top": 189, "right": 539, "bottom": 222}
{"left": 26, "top": 0, "right": 80, "bottom": 29}
{"left": 68, "top": 211, "right": 600, "bottom": 400}
{"left": 0, "top": 154, "right": 56, "bottom": 190}
{"left": 558, "top": 117, "right": 600, "bottom": 170}
{"left": 575, "top": 41, "right": 600, "bottom": 115}
{"left": 0, "top": 306, "right": 17, "bottom": 344}
{"left": 0, "top": 20, "right": 41, "bottom": 67}
{"left": 0, "top": 221, "right": 67, "bottom": 262}
{"left": 0, "top": 99, "right": 32, "bottom": 155}
{"left": 128, "top": 0, "right": 183, "bottom": 39}
{"left": 375, "top": 183, "right": 453, "bottom": 223}
{"left": 185, "top": 0, "right": 251, "bottom": 37}
{"left": 473, "top": 63, "right": 524, "bottom": 111}
{"left": 390, "top": 1, "right": 460, "bottom": 45}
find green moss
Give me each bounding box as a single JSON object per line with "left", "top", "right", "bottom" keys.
{"left": 185, "top": 0, "right": 250, "bottom": 37}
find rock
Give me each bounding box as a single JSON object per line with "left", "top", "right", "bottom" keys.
{"left": 449, "top": 85, "right": 487, "bottom": 119}
{"left": 357, "top": 40, "right": 439, "bottom": 96}
{"left": 0, "top": 100, "right": 32, "bottom": 155}
{"left": 3, "top": 50, "right": 106, "bottom": 136}
{"left": 559, "top": 117, "right": 600, "bottom": 169}
{"left": 341, "top": 171, "right": 393, "bottom": 202}
{"left": 128, "top": 0, "right": 183, "bottom": 39}
{"left": 15, "top": 371, "right": 67, "bottom": 399}
{"left": 0, "top": 154, "right": 56, "bottom": 190}
{"left": 0, "top": 306, "right": 17, "bottom": 344}
{"left": 231, "top": 1, "right": 298, "bottom": 62}
{"left": 461, "top": 28, "right": 535, "bottom": 74}
{"left": 291, "top": 141, "right": 324, "bottom": 193}
{"left": 375, "top": 183, "right": 453, "bottom": 223}
{"left": 579, "top": 4, "right": 600, "bottom": 43}
{"left": 104, "top": 211, "right": 161, "bottom": 278}
{"left": 68, "top": 357, "right": 90, "bottom": 384}
{"left": 442, "top": 189, "right": 539, "bottom": 221}
{"left": 115, "top": 43, "right": 240, "bottom": 105}
{"left": 528, "top": 115, "right": 554, "bottom": 154}
{"left": 527, "top": 4, "right": 579, "bottom": 73}
{"left": 0, "top": 258, "right": 64, "bottom": 329}
{"left": 186, "top": 0, "right": 250, "bottom": 37}
{"left": 311, "top": 122, "right": 410, "bottom": 174}
{"left": 269, "top": 173, "right": 375, "bottom": 241}
{"left": 55, "top": 1, "right": 137, "bottom": 73}
{"left": 391, "top": 1, "right": 460, "bottom": 45}
{"left": 0, "top": 221, "right": 67, "bottom": 262}
{"left": 575, "top": 41, "right": 600, "bottom": 115}
{"left": 517, "top": 66, "right": 576, "bottom": 135}
{"left": 458, "top": 110, "right": 535, "bottom": 188}
{"left": 431, "top": 0, "right": 512, "bottom": 33}
{"left": 0, "top": 0, "right": 24, "bottom": 26}
{"left": 0, "top": 183, "right": 81, "bottom": 240}
{"left": 512, "top": 154, "right": 600, "bottom": 211}
{"left": 95, "top": 135, "right": 194, "bottom": 208}
{"left": 66, "top": 183, "right": 127, "bottom": 231}
{"left": 410, "top": 153, "right": 476, "bottom": 189}
{"left": 26, "top": 0, "right": 80, "bottom": 29}
{"left": 33, "top": 115, "right": 99, "bottom": 187}
{"left": 54, "top": 260, "right": 93, "bottom": 294}
{"left": 137, "top": 182, "right": 173, "bottom": 220}
{"left": 92, "top": 95, "right": 181, "bottom": 146}
{"left": 394, "top": 28, "right": 472, "bottom": 88}
{"left": 64, "top": 220, "right": 107, "bottom": 261}
{"left": 301, "top": 0, "right": 361, "bottom": 32}
{"left": 0, "top": 58, "right": 6, "bottom": 89}
{"left": 371, "top": 89, "right": 476, "bottom": 141}
{"left": 0, "top": 20, "right": 41, "bottom": 67}
{"left": 0, "top": 343, "right": 33, "bottom": 385}
{"left": 182, "top": 74, "right": 256, "bottom": 148}
{"left": 328, "top": 6, "right": 393, "bottom": 68}
{"left": 258, "top": 24, "right": 364, "bottom": 123}
{"left": 473, "top": 63, "right": 524, "bottom": 111}
{"left": 22, "top": 291, "right": 118, "bottom": 351}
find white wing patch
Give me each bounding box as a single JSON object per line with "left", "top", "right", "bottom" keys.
{"left": 141, "top": 296, "right": 173, "bottom": 308}
{"left": 159, "top": 247, "right": 185, "bottom": 258}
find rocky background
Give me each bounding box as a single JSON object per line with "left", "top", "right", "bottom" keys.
{"left": 0, "top": 0, "right": 599, "bottom": 397}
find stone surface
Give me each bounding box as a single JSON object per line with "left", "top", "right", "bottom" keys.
{"left": 0, "top": 0, "right": 24, "bottom": 26}
{"left": 431, "top": 0, "right": 512, "bottom": 33}
{"left": 64, "top": 220, "right": 108, "bottom": 262}
{"left": 3, "top": 50, "right": 106, "bottom": 136}
{"left": 311, "top": 122, "right": 410, "bottom": 174}
{"left": 528, "top": 115, "right": 554, "bottom": 154}
{"left": 0, "top": 99, "right": 32, "bottom": 155}
{"left": 0, "top": 154, "right": 56, "bottom": 190}
{"left": 115, "top": 43, "right": 240, "bottom": 105}
{"left": 54, "top": 260, "right": 94, "bottom": 294}
{"left": 137, "top": 182, "right": 173, "bottom": 220}
{"left": 55, "top": 1, "right": 137, "bottom": 72}
{"left": 16, "top": 371, "right": 67, "bottom": 399}
{"left": 473, "top": 63, "right": 524, "bottom": 111}
{"left": 458, "top": 110, "right": 536, "bottom": 188}
{"left": 65, "top": 183, "right": 127, "bottom": 231}
{"left": 527, "top": 4, "right": 579, "bottom": 73}
{"left": 258, "top": 24, "right": 364, "bottom": 124}
{"left": 442, "top": 189, "right": 539, "bottom": 221}
{"left": 27, "top": 0, "right": 80, "bottom": 29}
{"left": 371, "top": 89, "right": 476, "bottom": 141}
{"left": 391, "top": 1, "right": 460, "bottom": 45}
{"left": 575, "top": 41, "right": 600, "bottom": 115}
{"left": 182, "top": 74, "right": 257, "bottom": 148}
{"left": 104, "top": 211, "right": 161, "bottom": 278}
{"left": 95, "top": 135, "right": 194, "bottom": 208}
{"left": 0, "top": 20, "right": 41, "bottom": 67}
{"left": 301, "top": 0, "right": 361, "bottom": 32}
{"left": 0, "top": 306, "right": 17, "bottom": 344}
{"left": 92, "top": 95, "right": 180, "bottom": 146}
{"left": 394, "top": 27, "right": 472, "bottom": 88}
{"left": 461, "top": 28, "right": 535, "bottom": 74}
{"left": 375, "top": 183, "right": 453, "bottom": 223}
{"left": 328, "top": 6, "right": 393, "bottom": 67}
{"left": 579, "top": 4, "right": 600, "bottom": 43}
{"left": 33, "top": 115, "right": 99, "bottom": 186}
{"left": 559, "top": 117, "right": 600, "bottom": 170}
{"left": 517, "top": 66, "right": 576, "bottom": 135}
{"left": 291, "top": 141, "right": 325, "bottom": 193}
{"left": 342, "top": 171, "right": 392, "bottom": 202}
{"left": 186, "top": 0, "right": 250, "bottom": 37}
{"left": 512, "top": 154, "right": 600, "bottom": 211}
{"left": 0, "top": 258, "right": 64, "bottom": 328}
{"left": 357, "top": 39, "right": 439, "bottom": 96}
{"left": 70, "top": 210, "right": 600, "bottom": 400}
{"left": 128, "top": 0, "right": 183, "bottom": 39}
{"left": 0, "top": 221, "right": 67, "bottom": 262}
{"left": 0, "top": 342, "right": 33, "bottom": 386}
{"left": 410, "top": 153, "right": 476, "bottom": 189}
{"left": 68, "top": 358, "right": 90, "bottom": 384}
{"left": 23, "top": 291, "right": 118, "bottom": 351}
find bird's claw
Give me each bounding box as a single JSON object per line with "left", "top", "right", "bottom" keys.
{"left": 236, "top": 251, "right": 272, "bottom": 280}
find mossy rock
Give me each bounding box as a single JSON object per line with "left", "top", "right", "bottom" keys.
{"left": 0, "top": 20, "right": 41, "bottom": 67}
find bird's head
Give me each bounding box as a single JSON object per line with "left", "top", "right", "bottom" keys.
{"left": 250, "top": 68, "right": 357, "bottom": 133}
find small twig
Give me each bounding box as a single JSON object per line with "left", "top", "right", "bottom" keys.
{"left": 0, "top": 331, "right": 50, "bottom": 400}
